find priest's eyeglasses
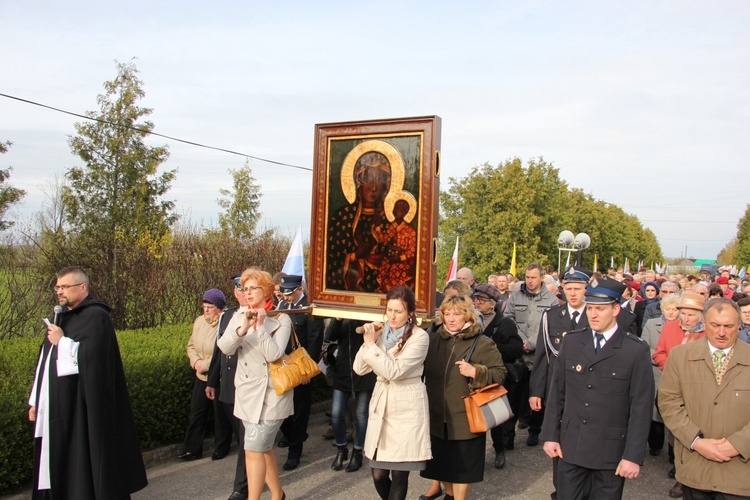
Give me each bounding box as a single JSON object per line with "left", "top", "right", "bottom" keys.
{"left": 54, "top": 283, "right": 84, "bottom": 292}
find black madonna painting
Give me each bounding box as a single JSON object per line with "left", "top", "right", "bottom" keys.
{"left": 309, "top": 116, "right": 440, "bottom": 317}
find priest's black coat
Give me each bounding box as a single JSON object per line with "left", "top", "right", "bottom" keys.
{"left": 31, "top": 295, "right": 147, "bottom": 499}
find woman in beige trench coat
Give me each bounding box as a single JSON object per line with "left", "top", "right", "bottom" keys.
{"left": 218, "top": 268, "right": 292, "bottom": 500}
{"left": 353, "top": 285, "right": 431, "bottom": 500}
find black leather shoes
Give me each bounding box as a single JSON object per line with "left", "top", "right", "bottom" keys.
{"left": 331, "top": 446, "right": 348, "bottom": 471}
{"left": 176, "top": 451, "right": 201, "bottom": 461}
{"left": 346, "top": 449, "right": 363, "bottom": 472}
{"left": 669, "top": 482, "right": 683, "bottom": 498}
{"left": 418, "top": 487, "right": 444, "bottom": 500}
{"left": 494, "top": 451, "right": 506, "bottom": 469}
{"left": 527, "top": 433, "right": 540, "bottom": 446}
{"left": 283, "top": 457, "right": 300, "bottom": 470}
{"left": 278, "top": 437, "right": 290, "bottom": 448}
{"left": 228, "top": 493, "right": 245, "bottom": 500}
{"left": 211, "top": 451, "right": 228, "bottom": 460}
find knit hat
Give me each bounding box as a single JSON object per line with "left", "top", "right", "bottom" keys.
{"left": 202, "top": 288, "right": 227, "bottom": 309}
{"left": 638, "top": 281, "right": 660, "bottom": 306}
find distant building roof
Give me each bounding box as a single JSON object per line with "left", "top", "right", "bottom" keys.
{"left": 693, "top": 259, "right": 716, "bottom": 266}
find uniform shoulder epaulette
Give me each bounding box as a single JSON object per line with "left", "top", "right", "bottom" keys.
{"left": 548, "top": 303, "right": 566, "bottom": 312}
{"left": 625, "top": 332, "right": 646, "bottom": 343}
{"left": 564, "top": 327, "right": 587, "bottom": 336}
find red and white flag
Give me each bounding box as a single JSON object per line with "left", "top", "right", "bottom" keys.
{"left": 445, "top": 237, "right": 459, "bottom": 284}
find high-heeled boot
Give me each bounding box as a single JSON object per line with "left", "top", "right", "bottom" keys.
{"left": 331, "top": 445, "right": 348, "bottom": 471}
{"left": 346, "top": 448, "right": 363, "bottom": 472}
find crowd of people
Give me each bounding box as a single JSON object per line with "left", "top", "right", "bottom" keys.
{"left": 29, "top": 262, "right": 750, "bottom": 500}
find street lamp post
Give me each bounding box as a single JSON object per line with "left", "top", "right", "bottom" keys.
{"left": 557, "top": 230, "right": 591, "bottom": 275}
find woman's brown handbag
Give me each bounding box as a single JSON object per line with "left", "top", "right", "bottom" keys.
{"left": 462, "top": 335, "right": 514, "bottom": 433}
{"left": 269, "top": 328, "right": 321, "bottom": 396}
{"left": 463, "top": 383, "right": 513, "bottom": 433}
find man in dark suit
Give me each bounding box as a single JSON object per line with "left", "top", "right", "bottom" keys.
{"left": 206, "top": 275, "right": 248, "bottom": 500}
{"left": 531, "top": 267, "right": 639, "bottom": 409}
{"left": 540, "top": 278, "right": 654, "bottom": 499}
{"left": 277, "top": 275, "right": 325, "bottom": 470}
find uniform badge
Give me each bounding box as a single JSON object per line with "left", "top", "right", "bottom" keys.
{"left": 575, "top": 364, "right": 582, "bottom": 372}
{"left": 568, "top": 266, "right": 575, "bottom": 275}
{"left": 591, "top": 278, "right": 599, "bottom": 288}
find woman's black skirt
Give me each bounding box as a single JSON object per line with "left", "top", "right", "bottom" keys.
{"left": 420, "top": 433, "right": 486, "bottom": 484}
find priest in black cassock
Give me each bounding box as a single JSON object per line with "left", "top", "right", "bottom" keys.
{"left": 29, "top": 266, "right": 147, "bottom": 499}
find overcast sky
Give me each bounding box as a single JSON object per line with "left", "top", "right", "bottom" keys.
{"left": 2, "top": 1, "right": 748, "bottom": 262}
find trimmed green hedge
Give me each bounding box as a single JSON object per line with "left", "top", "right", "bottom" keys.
{"left": 0, "top": 336, "right": 41, "bottom": 495}
{"left": 0, "top": 323, "right": 194, "bottom": 494}
{"left": 0, "top": 322, "right": 331, "bottom": 495}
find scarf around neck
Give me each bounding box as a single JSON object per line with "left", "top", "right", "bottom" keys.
{"left": 383, "top": 323, "right": 406, "bottom": 350}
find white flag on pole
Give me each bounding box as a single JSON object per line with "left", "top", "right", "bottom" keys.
{"left": 281, "top": 225, "right": 306, "bottom": 281}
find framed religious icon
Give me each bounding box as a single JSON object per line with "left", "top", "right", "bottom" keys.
{"left": 308, "top": 116, "right": 441, "bottom": 320}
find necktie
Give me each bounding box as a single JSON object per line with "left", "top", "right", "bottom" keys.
{"left": 713, "top": 350, "right": 726, "bottom": 381}
{"left": 595, "top": 333, "right": 605, "bottom": 354}
{"left": 571, "top": 311, "right": 580, "bottom": 326}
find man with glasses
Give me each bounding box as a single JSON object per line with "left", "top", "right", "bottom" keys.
{"left": 692, "top": 283, "right": 709, "bottom": 298}
{"left": 29, "top": 266, "right": 147, "bottom": 499}
{"left": 456, "top": 267, "right": 476, "bottom": 290}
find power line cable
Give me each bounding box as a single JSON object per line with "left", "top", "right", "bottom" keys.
{"left": 640, "top": 220, "right": 737, "bottom": 223}
{"left": 0, "top": 92, "right": 312, "bottom": 172}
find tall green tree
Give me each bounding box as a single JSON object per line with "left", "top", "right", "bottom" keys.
{"left": 440, "top": 158, "right": 561, "bottom": 279}
{"left": 0, "top": 141, "right": 26, "bottom": 231}
{"left": 59, "top": 60, "right": 177, "bottom": 326}
{"left": 717, "top": 237, "right": 737, "bottom": 265}
{"left": 217, "top": 160, "right": 262, "bottom": 239}
{"left": 734, "top": 205, "right": 750, "bottom": 268}
{"left": 439, "top": 158, "right": 663, "bottom": 280}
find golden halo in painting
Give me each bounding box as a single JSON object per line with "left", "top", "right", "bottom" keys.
{"left": 384, "top": 190, "right": 418, "bottom": 224}
{"left": 340, "top": 139, "right": 406, "bottom": 205}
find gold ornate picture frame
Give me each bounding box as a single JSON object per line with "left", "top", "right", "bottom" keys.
{"left": 309, "top": 116, "right": 441, "bottom": 320}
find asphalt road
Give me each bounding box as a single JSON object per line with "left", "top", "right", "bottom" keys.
{"left": 123, "top": 411, "right": 676, "bottom": 500}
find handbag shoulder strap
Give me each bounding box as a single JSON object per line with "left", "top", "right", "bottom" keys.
{"left": 275, "top": 313, "right": 300, "bottom": 354}
{"left": 464, "top": 334, "right": 481, "bottom": 363}
{"left": 463, "top": 334, "right": 482, "bottom": 385}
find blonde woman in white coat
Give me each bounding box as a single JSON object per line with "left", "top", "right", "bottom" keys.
{"left": 218, "top": 268, "right": 292, "bottom": 500}
{"left": 353, "top": 285, "right": 431, "bottom": 500}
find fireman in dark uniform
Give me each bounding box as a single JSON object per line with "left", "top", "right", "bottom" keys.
{"left": 540, "top": 277, "right": 654, "bottom": 499}
{"left": 276, "top": 275, "right": 325, "bottom": 471}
